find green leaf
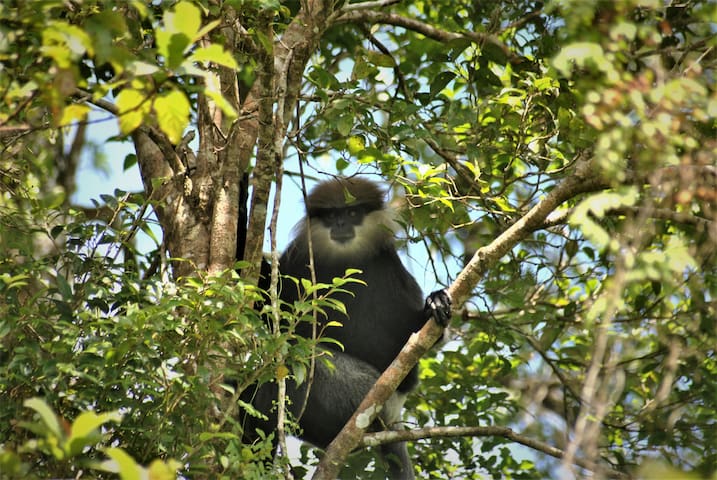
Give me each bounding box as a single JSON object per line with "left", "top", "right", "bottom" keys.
{"left": 553, "top": 42, "right": 604, "bottom": 76}
{"left": 123, "top": 153, "right": 138, "bottom": 171}
{"left": 189, "top": 45, "right": 238, "bottom": 69}
{"left": 195, "top": 19, "right": 222, "bottom": 43}
{"left": 159, "top": 32, "right": 191, "bottom": 70}
{"left": 0, "top": 273, "right": 31, "bottom": 290}
{"left": 168, "top": 1, "right": 201, "bottom": 39}
{"left": 365, "top": 50, "right": 394, "bottom": 68}
{"left": 346, "top": 135, "right": 365, "bottom": 155}
{"left": 59, "top": 104, "right": 90, "bottom": 127}
{"left": 116, "top": 88, "right": 148, "bottom": 135}
{"left": 41, "top": 21, "right": 93, "bottom": 68}
{"left": 430, "top": 71, "right": 456, "bottom": 98}
{"left": 351, "top": 55, "right": 376, "bottom": 80}
{"left": 336, "top": 114, "right": 353, "bottom": 137}
{"left": 156, "top": 2, "right": 203, "bottom": 70}
{"left": 23, "top": 398, "right": 63, "bottom": 440}
{"left": 154, "top": 89, "right": 190, "bottom": 144}
{"left": 70, "top": 411, "right": 122, "bottom": 441}
{"left": 204, "top": 85, "right": 238, "bottom": 118}
{"left": 147, "top": 459, "right": 182, "bottom": 480}
{"left": 100, "top": 448, "right": 142, "bottom": 479}
{"left": 126, "top": 61, "right": 160, "bottom": 76}
{"left": 56, "top": 274, "right": 73, "bottom": 300}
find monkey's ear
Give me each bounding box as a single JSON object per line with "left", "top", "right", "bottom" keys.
{"left": 424, "top": 289, "right": 452, "bottom": 326}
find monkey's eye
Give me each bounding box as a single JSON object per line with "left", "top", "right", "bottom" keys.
{"left": 313, "top": 208, "right": 334, "bottom": 219}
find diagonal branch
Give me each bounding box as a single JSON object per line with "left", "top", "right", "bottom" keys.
{"left": 312, "top": 157, "right": 609, "bottom": 479}
{"left": 341, "top": 0, "right": 401, "bottom": 12}
{"left": 448, "top": 157, "right": 606, "bottom": 306}
{"left": 334, "top": 10, "right": 529, "bottom": 66}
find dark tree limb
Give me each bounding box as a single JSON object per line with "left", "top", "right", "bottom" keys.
{"left": 312, "top": 157, "right": 609, "bottom": 479}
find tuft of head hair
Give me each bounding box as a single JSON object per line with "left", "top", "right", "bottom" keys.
{"left": 305, "top": 176, "right": 385, "bottom": 213}
{"left": 292, "top": 177, "right": 398, "bottom": 262}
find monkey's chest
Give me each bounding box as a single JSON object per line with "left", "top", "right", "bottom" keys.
{"left": 319, "top": 272, "right": 423, "bottom": 363}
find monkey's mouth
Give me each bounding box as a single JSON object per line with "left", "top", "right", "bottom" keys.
{"left": 331, "top": 233, "right": 354, "bottom": 244}
{"left": 331, "top": 226, "right": 355, "bottom": 243}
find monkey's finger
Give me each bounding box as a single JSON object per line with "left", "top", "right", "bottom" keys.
{"left": 424, "top": 289, "right": 452, "bottom": 326}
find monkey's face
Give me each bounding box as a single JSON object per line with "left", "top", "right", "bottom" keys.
{"left": 313, "top": 206, "right": 367, "bottom": 243}
{"left": 306, "top": 205, "right": 394, "bottom": 260}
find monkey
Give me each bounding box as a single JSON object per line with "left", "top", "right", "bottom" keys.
{"left": 241, "top": 176, "right": 451, "bottom": 479}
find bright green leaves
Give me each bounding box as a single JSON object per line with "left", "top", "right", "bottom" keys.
{"left": 154, "top": 90, "right": 191, "bottom": 144}
{"left": 34, "top": 20, "right": 94, "bottom": 124}
{"left": 112, "top": 1, "right": 236, "bottom": 140}
{"left": 570, "top": 187, "right": 697, "bottom": 324}
{"left": 84, "top": 10, "right": 131, "bottom": 77}
{"left": 22, "top": 398, "right": 65, "bottom": 447}
{"left": 98, "top": 448, "right": 181, "bottom": 480}
{"left": 156, "top": 1, "right": 221, "bottom": 70}
{"left": 41, "top": 21, "right": 94, "bottom": 69}
{"left": 6, "top": 0, "right": 237, "bottom": 141}
{"left": 190, "top": 44, "right": 238, "bottom": 70}
{"left": 117, "top": 86, "right": 192, "bottom": 145}
{"left": 553, "top": 42, "right": 619, "bottom": 84}
{"left": 116, "top": 88, "right": 151, "bottom": 137}
{"left": 429, "top": 71, "right": 457, "bottom": 98}
{"left": 570, "top": 188, "right": 639, "bottom": 251}
{"left": 364, "top": 50, "right": 394, "bottom": 68}
{"left": 155, "top": 1, "right": 236, "bottom": 71}
{"left": 6, "top": 398, "right": 180, "bottom": 479}
{"left": 21, "top": 398, "right": 122, "bottom": 460}
{"left": 59, "top": 104, "right": 92, "bottom": 128}
{"left": 157, "top": 2, "right": 200, "bottom": 67}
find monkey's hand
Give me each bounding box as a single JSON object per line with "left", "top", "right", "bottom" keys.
{"left": 424, "top": 289, "right": 452, "bottom": 326}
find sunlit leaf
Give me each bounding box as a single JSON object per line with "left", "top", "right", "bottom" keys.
{"left": 154, "top": 89, "right": 190, "bottom": 144}
{"left": 23, "top": 398, "right": 63, "bottom": 440}
{"left": 116, "top": 88, "right": 149, "bottom": 135}
{"left": 189, "top": 44, "right": 238, "bottom": 69}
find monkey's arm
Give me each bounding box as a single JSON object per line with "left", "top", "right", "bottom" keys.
{"left": 423, "top": 289, "right": 452, "bottom": 326}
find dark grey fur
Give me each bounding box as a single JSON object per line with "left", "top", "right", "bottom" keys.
{"left": 242, "top": 177, "right": 451, "bottom": 479}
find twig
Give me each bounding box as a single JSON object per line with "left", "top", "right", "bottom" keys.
{"left": 362, "top": 425, "right": 631, "bottom": 479}
{"left": 340, "top": 0, "right": 400, "bottom": 12}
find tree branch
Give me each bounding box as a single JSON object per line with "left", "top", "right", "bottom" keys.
{"left": 313, "top": 157, "right": 608, "bottom": 479}
{"left": 334, "top": 10, "right": 529, "bottom": 66}
{"left": 540, "top": 199, "right": 714, "bottom": 231}
{"left": 340, "top": 0, "right": 401, "bottom": 12}
{"left": 242, "top": 0, "right": 340, "bottom": 283}
{"left": 203, "top": 21, "right": 243, "bottom": 275}
{"left": 449, "top": 157, "right": 606, "bottom": 307}
{"left": 242, "top": 13, "right": 277, "bottom": 285}
{"left": 362, "top": 426, "right": 631, "bottom": 479}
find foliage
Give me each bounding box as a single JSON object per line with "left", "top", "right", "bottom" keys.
{"left": 1, "top": 0, "right": 716, "bottom": 479}
{"left": 0, "top": 190, "right": 271, "bottom": 477}
{"left": 0, "top": 397, "right": 180, "bottom": 479}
